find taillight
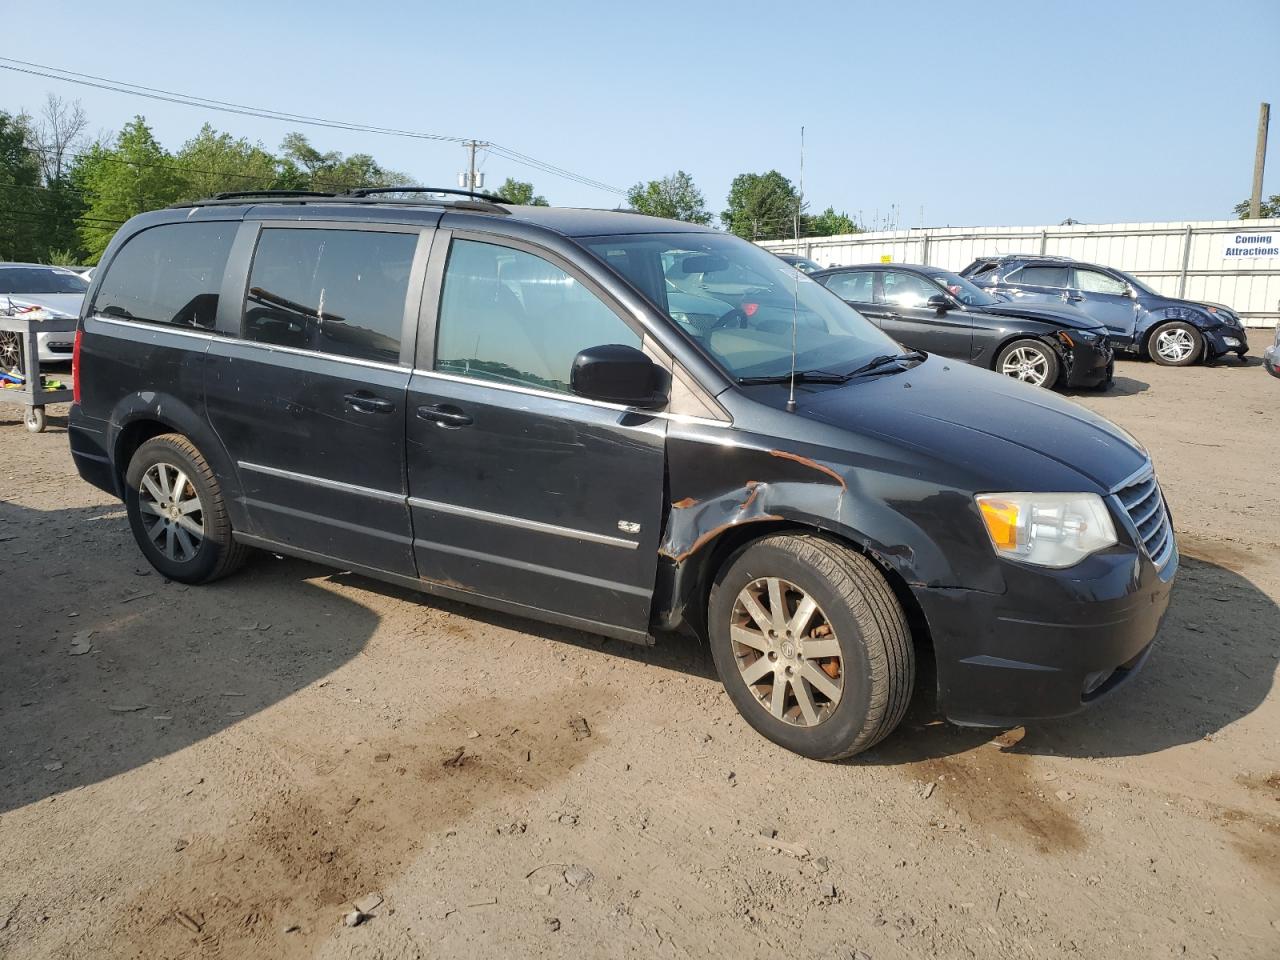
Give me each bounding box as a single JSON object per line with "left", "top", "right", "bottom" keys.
{"left": 72, "top": 329, "right": 82, "bottom": 404}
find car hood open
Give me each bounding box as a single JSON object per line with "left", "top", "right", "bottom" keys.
{"left": 799, "top": 356, "right": 1147, "bottom": 491}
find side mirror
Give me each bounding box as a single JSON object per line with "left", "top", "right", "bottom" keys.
{"left": 926, "top": 293, "right": 950, "bottom": 312}
{"left": 570, "top": 344, "right": 668, "bottom": 409}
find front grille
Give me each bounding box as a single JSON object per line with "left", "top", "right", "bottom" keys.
{"left": 1114, "top": 470, "right": 1174, "bottom": 570}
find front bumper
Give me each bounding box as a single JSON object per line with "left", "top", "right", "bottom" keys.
{"left": 916, "top": 542, "right": 1177, "bottom": 726}
{"left": 1061, "top": 337, "right": 1114, "bottom": 388}
{"left": 1204, "top": 325, "right": 1248, "bottom": 358}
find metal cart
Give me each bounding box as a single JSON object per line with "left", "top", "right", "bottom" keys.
{"left": 0, "top": 314, "right": 75, "bottom": 433}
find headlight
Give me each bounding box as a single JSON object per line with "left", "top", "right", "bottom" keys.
{"left": 975, "top": 492, "right": 1117, "bottom": 568}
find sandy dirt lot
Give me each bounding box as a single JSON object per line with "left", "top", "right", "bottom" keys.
{"left": 1, "top": 356, "right": 1277, "bottom": 960}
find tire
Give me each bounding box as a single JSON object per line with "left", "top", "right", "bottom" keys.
{"left": 995, "top": 338, "right": 1060, "bottom": 388}
{"left": 707, "top": 534, "right": 914, "bottom": 760}
{"left": 0, "top": 330, "right": 23, "bottom": 375}
{"left": 24, "top": 406, "right": 46, "bottom": 433}
{"left": 124, "top": 433, "right": 249, "bottom": 584}
{"left": 1148, "top": 321, "right": 1202, "bottom": 366}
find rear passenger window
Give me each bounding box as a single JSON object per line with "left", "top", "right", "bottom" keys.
{"left": 823, "top": 271, "right": 875, "bottom": 303}
{"left": 435, "top": 239, "right": 640, "bottom": 394}
{"left": 244, "top": 228, "right": 416, "bottom": 364}
{"left": 1009, "top": 265, "right": 1069, "bottom": 288}
{"left": 93, "top": 222, "right": 235, "bottom": 329}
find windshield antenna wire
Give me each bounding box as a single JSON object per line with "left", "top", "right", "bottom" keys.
{"left": 786, "top": 125, "right": 803, "bottom": 414}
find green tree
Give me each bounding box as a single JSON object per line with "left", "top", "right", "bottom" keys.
{"left": 176, "top": 124, "right": 278, "bottom": 199}
{"left": 74, "top": 117, "right": 188, "bottom": 261}
{"left": 1233, "top": 195, "right": 1280, "bottom": 219}
{"left": 496, "top": 177, "right": 548, "bottom": 205}
{"left": 721, "top": 170, "right": 802, "bottom": 240}
{"left": 626, "top": 170, "right": 711, "bottom": 224}
{"left": 279, "top": 133, "right": 409, "bottom": 192}
{"left": 0, "top": 110, "right": 44, "bottom": 261}
{"left": 806, "top": 206, "right": 859, "bottom": 237}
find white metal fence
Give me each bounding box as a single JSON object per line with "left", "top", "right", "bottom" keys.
{"left": 761, "top": 218, "right": 1280, "bottom": 327}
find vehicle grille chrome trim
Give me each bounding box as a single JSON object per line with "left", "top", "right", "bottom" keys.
{"left": 1111, "top": 467, "right": 1175, "bottom": 571}
{"left": 408, "top": 496, "right": 638, "bottom": 550}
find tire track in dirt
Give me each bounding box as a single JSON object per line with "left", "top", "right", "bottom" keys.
{"left": 97, "top": 687, "right": 615, "bottom": 959}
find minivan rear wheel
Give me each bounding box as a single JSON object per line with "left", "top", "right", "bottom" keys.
{"left": 707, "top": 534, "right": 914, "bottom": 760}
{"left": 124, "top": 434, "right": 249, "bottom": 584}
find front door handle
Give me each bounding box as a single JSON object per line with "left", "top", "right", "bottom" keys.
{"left": 1064, "top": 293, "right": 1084, "bottom": 302}
{"left": 344, "top": 391, "right": 395, "bottom": 414}
{"left": 417, "top": 403, "right": 473, "bottom": 428}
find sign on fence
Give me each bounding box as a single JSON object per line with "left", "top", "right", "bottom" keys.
{"left": 1222, "top": 231, "right": 1280, "bottom": 258}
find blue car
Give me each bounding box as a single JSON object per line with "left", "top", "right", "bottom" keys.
{"left": 960, "top": 255, "right": 1249, "bottom": 367}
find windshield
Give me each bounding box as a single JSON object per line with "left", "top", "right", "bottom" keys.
{"left": 926, "top": 270, "right": 1000, "bottom": 307}
{"left": 0, "top": 267, "right": 90, "bottom": 295}
{"left": 1111, "top": 268, "right": 1157, "bottom": 297}
{"left": 582, "top": 232, "right": 897, "bottom": 380}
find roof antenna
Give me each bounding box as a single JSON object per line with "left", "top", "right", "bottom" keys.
{"left": 786, "top": 125, "right": 803, "bottom": 414}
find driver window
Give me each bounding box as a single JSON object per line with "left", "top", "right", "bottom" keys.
{"left": 1073, "top": 269, "right": 1128, "bottom": 295}
{"left": 435, "top": 239, "right": 641, "bottom": 394}
{"left": 878, "top": 271, "right": 938, "bottom": 308}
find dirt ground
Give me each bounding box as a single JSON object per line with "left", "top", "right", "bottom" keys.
{"left": 1, "top": 355, "right": 1277, "bottom": 960}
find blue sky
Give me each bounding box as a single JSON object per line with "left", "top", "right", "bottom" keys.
{"left": 4, "top": 0, "right": 1277, "bottom": 227}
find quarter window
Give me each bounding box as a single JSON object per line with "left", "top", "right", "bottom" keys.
{"left": 93, "top": 222, "right": 235, "bottom": 328}
{"left": 1009, "top": 265, "right": 1069, "bottom": 288}
{"left": 435, "top": 239, "right": 640, "bottom": 394}
{"left": 1073, "top": 268, "right": 1128, "bottom": 295}
{"left": 244, "top": 228, "right": 416, "bottom": 364}
{"left": 823, "top": 271, "right": 875, "bottom": 303}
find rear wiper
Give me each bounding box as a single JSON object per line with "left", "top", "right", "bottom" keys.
{"left": 844, "top": 350, "right": 926, "bottom": 378}
{"left": 737, "top": 370, "right": 852, "bottom": 386}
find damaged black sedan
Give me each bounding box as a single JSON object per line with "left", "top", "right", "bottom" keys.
{"left": 813, "top": 263, "right": 1114, "bottom": 390}
{"left": 70, "top": 193, "right": 1176, "bottom": 760}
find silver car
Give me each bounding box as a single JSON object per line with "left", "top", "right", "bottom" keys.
{"left": 0, "top": 263, "right": 89, "bottom": 369}
{"left": 1264, "top": 324, "right": 1280, "bottom": 378}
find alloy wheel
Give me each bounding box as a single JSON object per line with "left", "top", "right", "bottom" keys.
{"left": 1155, "top": 328, "right": 1195, "bottom": 363}
{"left": 1000, "top": 346, "right": 1050, "bottom": 385}
{"left": 138, "top": 462, "right": 205, "bottom": 562}
{"left": 0, "top": 331, "right": 22, "bottom": 373}
{"left": 729, "top": 577, "right": 843, "bottom": 726}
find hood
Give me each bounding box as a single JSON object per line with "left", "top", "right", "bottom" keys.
{"left": 2, "top": 293, "right": 85, "bottom": 318}
{"left": 974, "top": 298, "right": 1106, "bottom": 331}
{"left": 798, "top": 356, "right": 1148, "bottom": 491}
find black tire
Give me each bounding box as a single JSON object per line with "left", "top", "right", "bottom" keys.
{"left": 124, "top": 433, "right": 249, "bottom": 584}
{"left": 995, "top": 338, "right": 1060, "bottom": 389}
{"left": 1147, "top": 321, "right": 1203, "bottom": 367}
{"left": 707, "top": 534, "right": 914, "bottom": 760}
{"left": 0, "top": 330, "right": 23, "bottom": 376}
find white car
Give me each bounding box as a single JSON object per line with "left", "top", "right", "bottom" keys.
{"left": 0, "top": 263, "right": 89, "bottom": 369}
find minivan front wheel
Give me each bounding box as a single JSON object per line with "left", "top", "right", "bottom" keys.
{"left": 707, "top": 534, "right": 914, "bottom": 760}
{"left": 124, "top": 434, "right": 248, "bottom": 583}
{"left": 1149, "top": 321, "right": 1202, "bottom": 366}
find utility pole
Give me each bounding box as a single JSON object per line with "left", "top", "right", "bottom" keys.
{"left": 1250, "top": 103, "right": 1270, "bottom": 219}
{"left": 459, "top": 140, "right": 489, "bottom": 193}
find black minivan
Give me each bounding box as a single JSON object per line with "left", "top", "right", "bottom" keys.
{"left": 68, "top": 190, "right": 1178, "bottom": 760}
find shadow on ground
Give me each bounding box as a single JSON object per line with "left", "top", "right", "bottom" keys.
{"left": 0, "top": 499, "right": 376, "bottom": 815}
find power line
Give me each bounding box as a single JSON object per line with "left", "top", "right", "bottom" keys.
{"left": 0, "top": 57, "right": 626, "bottom": 196}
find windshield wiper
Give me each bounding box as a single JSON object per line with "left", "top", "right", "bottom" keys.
{"left": 844, "top": 350, "right": 926, "bottom": 379}
{"left": 737, "top": 370, "right": 852, "bottom": 386}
